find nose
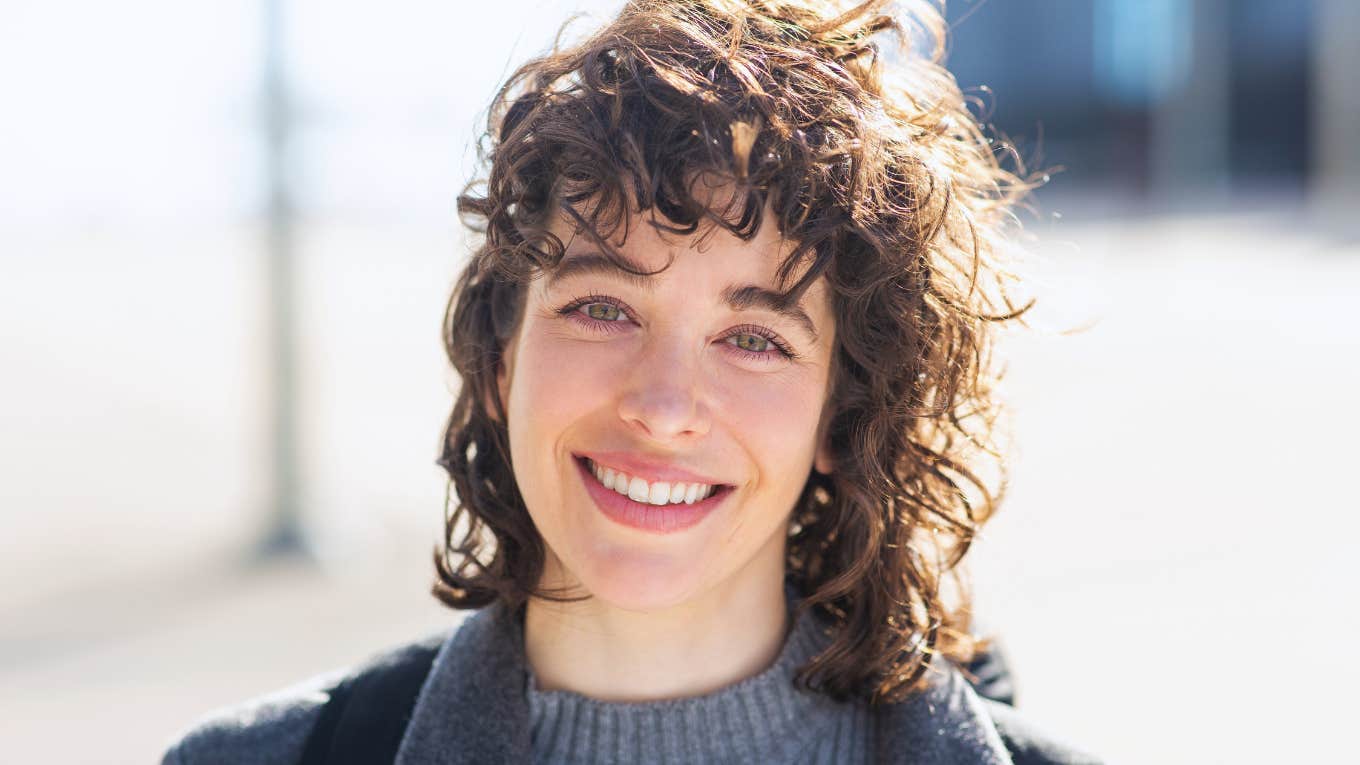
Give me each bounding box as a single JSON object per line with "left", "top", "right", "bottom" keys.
{"left": 616, "top": 337, "right": 711, "bottom": 443}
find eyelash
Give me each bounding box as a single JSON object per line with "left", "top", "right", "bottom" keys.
{"left": 556, "top": 293, "right": 799, "bottom": 361}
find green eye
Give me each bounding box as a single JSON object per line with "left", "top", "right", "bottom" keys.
{"left": 585, "top": 303, "right": 622, "bottom": 321}
{"left": 731, "top": 333, "right": 770, "bottom": 353}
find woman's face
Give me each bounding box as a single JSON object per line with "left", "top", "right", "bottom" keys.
{"left": 498, "top": 207, "right": 836, "bottom": 612}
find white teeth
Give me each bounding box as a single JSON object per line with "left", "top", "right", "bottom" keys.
{"left": 586, "top": 459, "right": 717, "bottom": 506}
{"left": 648, "top": 481, "right": 670, "bottom": 504}
{"left": 594, "top": 461, "right": 625, "bottom": 494}
{"left": 627, "top": 476, "right": 650, "bottom": 502}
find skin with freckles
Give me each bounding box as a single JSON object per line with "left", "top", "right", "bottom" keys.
{"left": 496, "top": 205, "right": 837, "bottom": 701}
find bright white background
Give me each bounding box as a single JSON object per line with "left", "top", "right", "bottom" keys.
{"left": 1, "top": 2, "right": 1356, "bottom": 763}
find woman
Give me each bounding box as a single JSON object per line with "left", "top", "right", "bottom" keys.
{"left": 164, "top": 0, "right": 1099, "bottom": 762}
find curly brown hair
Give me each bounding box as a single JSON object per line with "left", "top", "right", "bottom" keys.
{"left": 433, "top": 0, "right": 1036, "bottom": 704}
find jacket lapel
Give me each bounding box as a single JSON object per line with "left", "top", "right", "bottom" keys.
{"left": 395, "top": 604, "right": 531, "bottom": 764}
{"left": 873, "top": 661, "right": 1014, "bottom": 764}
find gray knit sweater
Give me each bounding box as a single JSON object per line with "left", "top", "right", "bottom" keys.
{"left": 523, "top": 601, "right": 867, "bottom": 764}
{"left": 161, "top": 599, "right": 1099, "bottom": 764}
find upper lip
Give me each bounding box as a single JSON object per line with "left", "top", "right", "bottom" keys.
{"left": 575, "top": 450, "right": 729, "bottom": 486}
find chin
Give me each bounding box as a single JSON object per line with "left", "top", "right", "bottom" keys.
{"left": 558, "top": 535, "right": 713, "bottom": 613}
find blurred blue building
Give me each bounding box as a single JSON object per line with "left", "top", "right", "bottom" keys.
{"left": 945, "top": 0, "right": 1339, "bottom": 199}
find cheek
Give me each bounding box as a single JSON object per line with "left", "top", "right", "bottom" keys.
{"left": 509, "top": 321, "right": 637, "bottom": 405}
{"left": 711, "top": 369, "right": 827, "bottom": 490}
{"left": 503, "top": 322, "right": 629, "bottom": 485}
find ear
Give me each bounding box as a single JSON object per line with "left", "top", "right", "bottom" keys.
{"left": 813, "top": 433, "right": 834, "bottom": 475}
{"left": 812, "top": 402, "right": 835, "bottom": 475}
{"left": 488, "top": 336, "right": 516, "bottom": 423}
{"left": 484, "top": 375, "right": 504, "bottom": 424}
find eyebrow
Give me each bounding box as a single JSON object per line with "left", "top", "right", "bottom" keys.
{"left": 547, "top": 251, "right": 820, "bottom": 342}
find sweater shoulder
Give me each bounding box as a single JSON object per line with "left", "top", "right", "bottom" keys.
{"left": 159, "top": 668, "right": 342, "bottom": 765}
{"left": 160, "top": 627, "right": 455, "bottom": 765}
{"left": 983, "top": 699, "right": 1104, "bottom": 765}
{"left": 874, "top": 660, "right": 1102, "bottom": 765}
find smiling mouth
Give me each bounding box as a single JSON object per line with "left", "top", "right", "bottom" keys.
{"left": 572, "top": 455, "right": 732, "bottom": 534}
{"left": 577, "top": 456, "right": 722, "bottom": 506}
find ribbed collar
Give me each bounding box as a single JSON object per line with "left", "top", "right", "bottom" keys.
{"left": 394, "top": 597, "right": 1014, "bottom": 765}
{"left": 525, "top": 598, "right": 843, "bottom": 764}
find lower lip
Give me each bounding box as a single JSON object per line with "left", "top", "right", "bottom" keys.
{"left": 574, "top": 456, "right": 729, "bottom": 534}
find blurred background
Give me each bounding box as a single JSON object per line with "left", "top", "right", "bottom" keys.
{"left": 1, "top": 1, "right": 1356, "bottom": 762}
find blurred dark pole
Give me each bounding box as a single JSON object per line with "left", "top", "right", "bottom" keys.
{"left": 1150, "top": 0, "right": 1230, "bottom": 202}
{"left": 1313, "top": 0, "right": 1360, "bottom": 216}
{"left": 257, "top": 0, "right": 307, "bottom": 558}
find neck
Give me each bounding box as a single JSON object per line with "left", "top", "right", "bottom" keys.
{"left": 523, "top": 550, "right": 791, "bottom": 702}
